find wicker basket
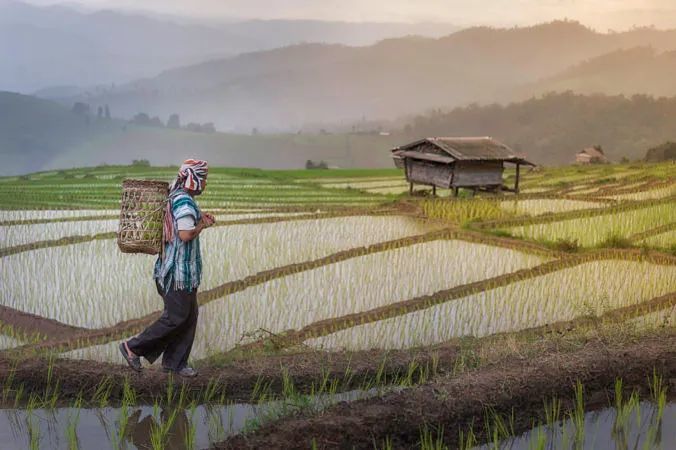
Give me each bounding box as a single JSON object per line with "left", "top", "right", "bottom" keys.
{"left": 117, "top": 179, "right": 169, "bottom": 255}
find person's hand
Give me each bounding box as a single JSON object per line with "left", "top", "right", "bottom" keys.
{"left": 202, "top": 213, "right": 216, "bottom": 228}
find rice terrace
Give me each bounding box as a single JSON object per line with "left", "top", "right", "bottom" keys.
{"left": 0, "top": 158, "right": 672, "bottom": 449}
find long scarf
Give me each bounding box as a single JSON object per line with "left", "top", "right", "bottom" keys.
{"left": 163, "top": 159, "right": 208, "bottom": 243}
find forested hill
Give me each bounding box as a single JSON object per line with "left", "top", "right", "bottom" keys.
{"left": 3, "top": 90, "right": 676, "bottom": 174}
{"left": 78, "top": 21, "right": 676, "bottom": 131}
{"left": 528, "top": 47, "right": 676, "bottom": 98}
{"left": 401, "top": 92, "right": 676, "bottom": 165}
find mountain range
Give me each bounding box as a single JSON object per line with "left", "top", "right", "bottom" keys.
{"left": 0, "top": 0, "right": 458, "bottom": 94}
{"left": 67, "top": 20, "right": 676, "bottom": 132}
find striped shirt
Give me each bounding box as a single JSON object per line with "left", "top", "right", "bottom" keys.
{"left": 154, "top": 189, "right": 202, "bottom": 293}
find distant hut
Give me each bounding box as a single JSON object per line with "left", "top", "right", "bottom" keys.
{"left": 391, "top": 137, "right": 535, "bottom": 196}
{"left": 576, "top": 145, "right": 609, "bottom": 164}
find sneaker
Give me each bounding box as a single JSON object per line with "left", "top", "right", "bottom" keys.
{"left": 163, "top": 366, "right": 198, "bottom": 378}
{"left": 119, "top": 342, "right": 142, "bottom": 372}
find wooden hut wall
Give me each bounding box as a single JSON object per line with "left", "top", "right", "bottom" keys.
{"left": 406, "top": 160, "right": 453, "bottom": 188}
{"left": 451, "top": 161, "right": 503, "bottom": 187}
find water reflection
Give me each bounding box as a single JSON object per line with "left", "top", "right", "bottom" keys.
{"left": 473, "top": 401, "right": 675, "bottom": 450}
{"left": 0, "top": 390, "right": 371, "bottom": 449}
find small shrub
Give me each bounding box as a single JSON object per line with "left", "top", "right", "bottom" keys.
{"left": 552, "top": 238, "right": 579, "bottom": 252}
{"left": 598, "top": 234, "right": 633, "bottom": 249}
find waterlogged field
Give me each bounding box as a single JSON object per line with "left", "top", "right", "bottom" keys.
{"left": 0, "top": 163, "right": 675, "bottom": 449}
{"left": 2, "top": 215, "right": 437, "bottom": 328}
{"left": 603, "top": 182, "right": 676, "bottom": 201}
{"left": 0, "top": 209, "right": 118, "bottom": 222}
{"left": 506, "top": 201, "right": 676, "bottom": 247}
{"left": 0, "top": 220, "right": 118, "bottom": 248}
{"left": 639, "top": 229, "right": 676, "bottom": 250}
{"left": 66, "top": 239, "right": 548, "bottom": 363}
{"left": 498, "top": 199, "right": 605, "bottom": 216}
{"left": 306, "top": 259, "right": 676, "bottom": 350}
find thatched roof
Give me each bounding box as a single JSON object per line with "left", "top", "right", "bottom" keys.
{"left": 392, "top": 137, "right": 535, "bottom": 165}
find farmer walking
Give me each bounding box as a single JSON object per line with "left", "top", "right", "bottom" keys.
{"left": 120, "top": 159, "right": 215, "bottom": 377}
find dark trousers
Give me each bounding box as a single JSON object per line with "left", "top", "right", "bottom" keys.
{"left": 128, "top": 282, "right": 199, "bottom": 370}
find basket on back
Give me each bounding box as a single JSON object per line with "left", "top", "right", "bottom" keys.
{"left": 118, "top": 179, "right": 169, "bottom": 255}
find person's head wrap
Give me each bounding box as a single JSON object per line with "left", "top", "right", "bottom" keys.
{"left": 164, "top": 159, "right": 208, "bottom": 243}
{"left": 170, "top": 159, "right": 208, "bottom": 193}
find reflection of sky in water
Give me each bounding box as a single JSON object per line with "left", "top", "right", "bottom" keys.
{"left": 0, "top": 390, "right": 371, "bottom": 449}
{"left": 473, "top": 401, "right": 675, "bottom": 450}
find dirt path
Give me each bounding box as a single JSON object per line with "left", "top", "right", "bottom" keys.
{"left": 0, "top": 344, "right": 460, "bottom": 405}
{"left": 218, "top": 333, "right": 676, "bottom": 449}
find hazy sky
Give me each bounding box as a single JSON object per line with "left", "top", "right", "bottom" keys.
{"left": 23, "top": 0, "right": 676, "bottom": 28}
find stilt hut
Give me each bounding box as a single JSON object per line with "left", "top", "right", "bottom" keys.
{"left": 391, "top": 137, "right": 535, "bottom": 196}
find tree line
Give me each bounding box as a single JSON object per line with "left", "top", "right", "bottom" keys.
{"left": 399, "top": 92, "right": 676, "bottom": 165}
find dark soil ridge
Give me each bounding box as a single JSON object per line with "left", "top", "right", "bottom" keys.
{"left": 472, "top": 196, "right": 675, "bottom": 230}
{"left": 217, "top": 333, "right": 676, "bottom": 449}
{"left": 0, "top": 208, "right": 395, "bottom": 258}
{"left": 0, "top": 232, "right": 116, "bottom": 258}
{"left": 0, "top": 305, "right": 85, "bottom": 341}
{"left": 0, "top": 214, "right": 119, "bottom": 226}
{"left": 516, "top": 192, "right": 616, "bottom": 204}
{"left": 0, "top": 315, "right": 670, "bottom": 408}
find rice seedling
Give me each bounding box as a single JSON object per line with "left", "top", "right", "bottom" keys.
{"left": 419, "top": 424, "right": 447, "bottom": 450}
{"left": 525, "top": 423, "right": 547, "bottom": 450}
{"left": 458, "top": 426, "right": 477, "bottom": 450}
{"left": 306, "top": 259, "right": 675, "bottom": 351}
{"left": 569, "top": 380, "right": 585, "bottom": 449}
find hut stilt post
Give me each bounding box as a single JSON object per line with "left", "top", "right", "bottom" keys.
{"left": 432, "top": 185, "right": 436, "bottom": 197}
{"left": 453, "top": 187, "right": 459, "bottom": 197}
{"left": 514, "top": 163, "right": 521, "bottom": 193}
{"left": 409, "top": 182, "right": 413, "bottom": 195}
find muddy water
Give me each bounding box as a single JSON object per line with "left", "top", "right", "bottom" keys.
{"left": 0, "top": 390, "right": 371, "bottom": 449}
{"left": 474, "top": 401, "right": 675, "bottom": 450}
